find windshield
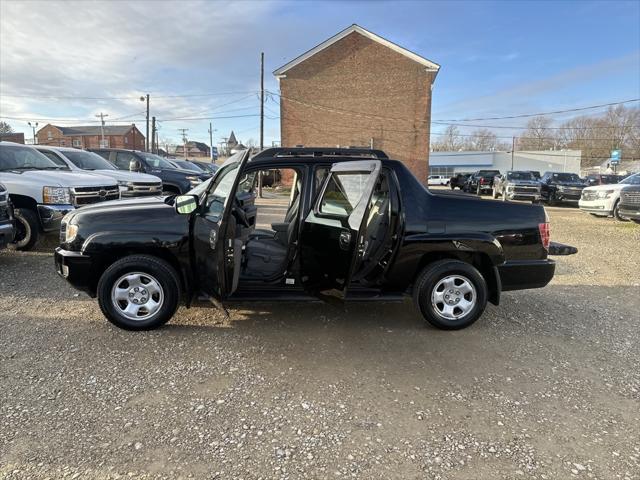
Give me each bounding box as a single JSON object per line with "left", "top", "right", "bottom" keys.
{"left": 507, "top": 171, "right": 536, "bottom": 180}
{"left": 0, "top": 144, "right": 61, "bottom": 171}
{"left": 64, "top": 150, "right": 117, "bottom": 170}
{"left": 550, "top": 173, "right": 581, "bottom": 182}
{"left": 620, "top": 173, "right": 640, "bottom": 185}
{"left": 174, "top": 160, "right": 202, "bottom": 172}
{"left": 138, "top": 152, "right": 176, "bottom": 170}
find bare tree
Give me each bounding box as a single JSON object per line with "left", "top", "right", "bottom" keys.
{"left": 0, "top": 121, "right": 13, "bottom": 134}
{"left": 431, "top": 125, "right": 463, "bottom": 151}
{"left": 462, "top": 128, "right": 503, "bottom": 151}
{"left": 517, "top": 116, "right": 558, "bottom": 151}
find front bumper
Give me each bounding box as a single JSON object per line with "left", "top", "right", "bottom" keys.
{"left": 498, "top": 259, "right": 556, "bottom": 291}
{"left": 619, "top": 205, "right": 640, "bottom": 220}
{"left": 506, "top": 191, "right": 541, "bottom": 201}
{"left": 0, "top": 222, "right": 14, "bottom": 249}
{"left": 54, "top": 247, "right": 95, "bottom": 296}
{"left": 578, "top": 198, "right": 613, "bottom": 216}
{"left": 38, "top": 204, "right": 74, "bottom": 232}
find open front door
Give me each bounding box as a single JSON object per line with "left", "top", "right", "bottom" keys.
{"left": 299, "top": 160, "right": 382, "bottom": 299}
{"left": 191, "top": 149, "right": 252, "bottom": 300}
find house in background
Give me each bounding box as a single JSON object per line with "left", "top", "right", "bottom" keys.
{"left": 173, "top": 141, "right": 211, "bottom": 158}
{"left": 36, "top": 124, "right": 145, "bottom": 150}
{"left": 0, "top": 132, "right": 25, "bottom": 144}
{"left": 274, "top": 24, "right": 440, "bottom": 184}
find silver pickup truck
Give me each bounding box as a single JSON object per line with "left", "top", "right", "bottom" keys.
{"left": 492, "top": 171, "right": 542, "bottom": 202}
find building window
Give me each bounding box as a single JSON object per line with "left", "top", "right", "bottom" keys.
{"left": 47, "top": 131, "right": 53, "bottom": 140}
{"left": 73, "top": 139, "right": 81, "bottom": 147}
{"left": 99, "top": 139, "right": 109, "bottom": 148}
{"left": 60, "top": 140, "right": 66, "bottom": 146}
{"left": 428, "top": 166, "right": 455, "bottom": 177}
{"left": 124, "top": 136, "right": 128, "bottom": 144}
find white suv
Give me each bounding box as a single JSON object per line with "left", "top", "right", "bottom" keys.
{"left": 36, "top": 146, "right": 162, "bottom": 198}
{"left": 0, "top": 142, "right": 119, "bottom": 250}
{"left": 579, "top": 172, "right": 640, "bottom": 221}
{"left": 428, "top": 175, "right": 449, "bottom": 186}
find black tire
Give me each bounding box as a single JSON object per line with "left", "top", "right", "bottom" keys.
{"left": 450, "top": 183, "right": 455, "bottom": 190}
{"left": 97, "top": 255, "right": 181, "bottom": 330}
{"left": 10, "top": 208, "right": 39, "bottom": 251}
{"left": 613, "top": 200, "right": 629, "bottom": 222}
{"left": 413, "top": 259, "right": 488, "bottom": 330}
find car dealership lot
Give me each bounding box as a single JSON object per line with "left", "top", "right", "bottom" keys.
{"left": 1, "top": 207, "right": 639, "bottom": 479}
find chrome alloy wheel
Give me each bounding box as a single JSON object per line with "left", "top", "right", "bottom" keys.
{"left": 431, "top": 275, "right": 476, "bottom": 320}
{"left": 111, "top": 272, "right": 164, "bottom": 321}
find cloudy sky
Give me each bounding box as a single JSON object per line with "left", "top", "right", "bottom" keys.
{"left": 1, "top": 0, "right": 638, "bottom": 148}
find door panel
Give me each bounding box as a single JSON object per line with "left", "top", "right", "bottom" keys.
{"left": 299, "top": 160, "right": 381, "bottom": 299}
{"left": 191, "top": 150, "right": 251, "bottom": 299}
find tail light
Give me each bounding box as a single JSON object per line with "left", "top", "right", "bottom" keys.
{"left": 480, "top": 178, "right": 487, "bottom": 184}
{"left": 538, "top": 222, "right": 550, "bottom": 250}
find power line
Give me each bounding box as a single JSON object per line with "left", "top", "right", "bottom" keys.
{"left": 0, "top": 90, "right": 259, "bottom": 100}
{"left": 433, "top": 99, "right": 640, "bottom": 122}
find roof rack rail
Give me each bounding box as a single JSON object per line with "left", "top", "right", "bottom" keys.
{"left": 252, "top": 147, "right": 389, "bottom": 160}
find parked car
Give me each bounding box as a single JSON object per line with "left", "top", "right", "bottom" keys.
{"left": 540, "top": 172, "right": 585, "bottom": 205}
{"left": 449, "top": 173, "right": 471, "bottom": 190}
{"left": 584, "top": 174, "right": 625, "bottom": 187}
{"left": 90, "top": 149, "right": 209, "bottom": 195}
{"left": 492, "top": 171, "right": 541, "bottom": 202}
{"left": 36, "top": 146, "right": 162, "bottom": 198}
{"left": 427, "top": 175, "right": 449, "bottom": 186}
{"left": 618, "top": 184, "right": 640, "bottom": 224}
{"left": 463, "top": 170, "right": 501, "bottom": 195}
{"left": 0, "top": 142, "right": 119, "bottom": 250}
{"left": 0, "top": 182, "right": 14, "bottom": 250}
{"left": 55, "top": 147, "right": 575, "bottom": 332}
{"left": 579, "top": 173, "right": 640, "bottom": 221}
{"left": 168, "top": 159, "right": 205, "bottom": 173}
{"left": 190, "top": 160, "right": 219, "bottom": 175}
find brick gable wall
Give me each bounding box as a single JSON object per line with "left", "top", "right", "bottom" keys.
{"left": 279, "top": 32, "right": 435, "bottom": 184}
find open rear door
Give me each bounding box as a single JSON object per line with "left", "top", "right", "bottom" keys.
{"left": 299, "top": 160, "right": 382, "bottom": 300}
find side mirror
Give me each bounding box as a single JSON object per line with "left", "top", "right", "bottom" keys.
{"left": 175, "top": 194, "right": 199, "bottom": 215}
{"left": 129, "top": 159, "right": 142, "bottom": 172}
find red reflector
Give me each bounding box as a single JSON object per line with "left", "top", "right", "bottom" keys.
{"left": 538, "top": 222, "right": 550, "bottom": 250}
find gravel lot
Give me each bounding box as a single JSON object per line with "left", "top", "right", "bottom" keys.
{"left": 1, "top": 202, "right": 639, "bottom": 480}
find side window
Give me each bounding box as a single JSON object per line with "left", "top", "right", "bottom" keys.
{"left": 319, "top": 172, "right": 369, "bottom": 217}
{"left": 40, "top": 151, "right": 67, "bottom": 167}
{"left": 203, "top": 164, "right": 240, "bottom": 220}
{"left": 115, "top": 152, "right": 136, "bottom": 170}
{"left": 314, "top": 166, "right": 330, "bottom": 193}
{"left": 93, "top": 150, "right": 110, "bottom": 160}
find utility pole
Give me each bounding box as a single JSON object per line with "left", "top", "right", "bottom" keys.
{"left": 27, "top": 121, "right": 38, "bottom": 145}
{"left": 258, "top": 51, "right": 265, "bottom": 198}
{"left": 151, "top": 116, "right": 156, "bottom": 154}
{"left": 208, "top": 122, "right": 214, "bottom": 163}
{"left": 95, "top": 113, "right": 108, "bottom": 148}
{"left": 511, "top": 136, "right": 516, "bottom": 170}
{"left": 140, "top": 94, "right": 149, "bottom": 151}
{"left": 178, "top": 128, "right": 189, "bottom": 159}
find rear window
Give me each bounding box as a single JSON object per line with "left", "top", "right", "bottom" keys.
{"left": 319, "top": 172, "right": 369, "bottom": 216}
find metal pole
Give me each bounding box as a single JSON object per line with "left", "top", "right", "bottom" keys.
{"left": 258, "top": 52, "right": 264, "bottom": 198}
{"left": 209, "top": 122, "right": 214, "bottom": 162}
{"left": 151, "top": 116, "right": 156, "bottom": 154}
{"left": 511, "top": 136, "right": 515, "bottom": 170}
{"left": 95, "top": 113, "right": 108, "bottom": 148}
{"left": 145, "top": 94, "right": 150, "bottom": 152}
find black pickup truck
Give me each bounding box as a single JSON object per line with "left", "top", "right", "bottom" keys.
{"left": 55, "top": 148, "right": 575, "bottom": 331}
{"left": 90, "top": 149, "right": 209, "bottom": 195}
{"left": 464, "top": 170, "right": 501, "bottom": 195}
{"left": 540, "top": 172, "right": 586, "bottom": 205}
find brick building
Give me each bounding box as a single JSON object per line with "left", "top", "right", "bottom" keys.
{"left": 173, "top": 141, "right": 211, "bottom": 158}
{"left": 0, "top": 132, "right": 25, "bottom": 144}
{"left": 274, "top": 24, "right": 440, "bottom": 184}
{"left": 36, "top": 124, "right": 145, "bottom": 150}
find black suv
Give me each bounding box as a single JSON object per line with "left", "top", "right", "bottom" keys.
{"left": 619, "top": 184, "right": 640, "bottom": 224}
{"left": 55, "top": 148, "right": 574, "bottom": 332}
{"left": 90, "top": 149, "right": 209, "bottom": 195}
{"left": 0, "top": 183, "right": 14, "bottom": 250}
{"left": 464, "top": 170, "right": 501, "bottom": 195}
{"left": 540, "top": 172, "right": 585, "bottom": 205}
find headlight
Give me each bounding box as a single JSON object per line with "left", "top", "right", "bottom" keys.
{"left": 186, "top": 175, "right": 202, "bottom": 186}
{"left": 597, "top": 190, "right": 614, "bottom": 199}
{"left": 117, "top": 180, "right": 130, "bottom": 186}
{"left": 42, "top": 186, "right": 71, "bottom": 204}
{"left": 65, "top": 223, "right": 79, "bottom": 243}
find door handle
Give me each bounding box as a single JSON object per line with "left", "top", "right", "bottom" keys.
{"left": 209, "top": 230, "right": 217, "bottom": 249}
{"left": 339, "top": 230, "right": 351, "bottom": 250}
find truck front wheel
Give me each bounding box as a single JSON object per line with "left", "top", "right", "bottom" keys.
{"left": 97, "top": 255, "right": 181, "bottom": 330}
{"left": 413, "top": 260, "right": 488, "bottom": 330}
{"left": 11, "top": 208, "right": 39, "bottom": 251}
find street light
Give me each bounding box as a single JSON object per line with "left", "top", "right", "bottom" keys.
{"left": 27, "top": 121, "right": 38, "bottom": 144}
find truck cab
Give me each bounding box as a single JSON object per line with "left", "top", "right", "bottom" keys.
{"left": 55, "top": 148, "right": 572, "bottom": 331}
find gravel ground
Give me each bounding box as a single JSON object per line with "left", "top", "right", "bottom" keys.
{"left": 0, "top": 204, "right": 639, "bottom": 480}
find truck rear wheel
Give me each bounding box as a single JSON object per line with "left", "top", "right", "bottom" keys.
{"left": 11, "top": 208, "right": 39, "bottom": 251}
{"left": 413, "top": 260, "right": 488, "bottom": 330}
{"left": 97, "top": 255, "right": 180, "bottom": 330}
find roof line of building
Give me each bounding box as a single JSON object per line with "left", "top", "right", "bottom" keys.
{"left": 273, "top": 24, "right": 440, "bottom": 77}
